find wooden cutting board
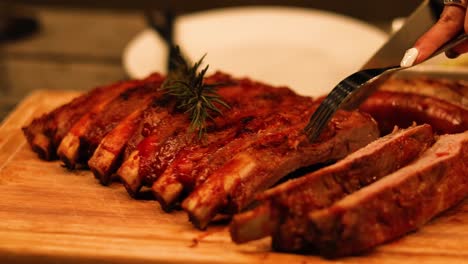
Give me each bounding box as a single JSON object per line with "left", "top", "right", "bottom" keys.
{"left": 1, "top": 90, "right": 467, "bottom": 264}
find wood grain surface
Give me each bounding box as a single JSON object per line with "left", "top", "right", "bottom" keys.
{"left": 0, "top": 90, "right": 467, "bottom": 264}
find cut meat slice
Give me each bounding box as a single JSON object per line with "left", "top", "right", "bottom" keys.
{"left": 58, "top": 79, "right": 164, "bottom": 168}
{"left": 302, "top": 131, "right": 468, "bottom": 256}
{"left": 183, "top": 109, "right": 380, "bottom": 229}
{"left": 122, "top": 98, "right": 177, "bottom": 162}
{"left": 231, "top": 130, "right": 467, "bottom": 257}
{"left": 360, "top": 90, "right": 468, "bottom": 135}
{"left": 88, "top": 106, "right": 148, "bottom": 184}
{"left": 118, "top": 113, "right": 189, "bottom": 196}
{"left": 230, "top": 124, "right": 435, "bottom": 248}
{"left": 87, "top": 94, "right": 178, "bottom": 184}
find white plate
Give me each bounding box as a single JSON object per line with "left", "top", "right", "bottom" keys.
{"left": 123, "top": 6, "right": 388, "bottom": 97}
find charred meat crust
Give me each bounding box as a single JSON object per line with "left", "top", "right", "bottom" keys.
{"left": 88, "top": 108, "right": 147, "bottom": 185}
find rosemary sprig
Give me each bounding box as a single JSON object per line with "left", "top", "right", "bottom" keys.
{"left": 160, "top": 47, "right": 230, "bottom": 139}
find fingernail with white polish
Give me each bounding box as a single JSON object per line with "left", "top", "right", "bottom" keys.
{"left": 400, "top": 48, "right": 419, "bottom": 67}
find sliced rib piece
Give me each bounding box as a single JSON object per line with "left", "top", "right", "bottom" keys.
{"left": 230, "top": 124, "right": 435, "bottom": 248}
{"left": 88, "top": 96, "right": 176, "bottom": 185}
{"left": 302, "top": 131, "right": 468, "bottom": 257}
{"left": 22, "top": 73, "right": 161, "bottom": 160}
{"left": 122, "top": 98, "right": 176, "bottom": 162}
{"left": 57, "top": 75, "right": 163, "bottom": 169}
{"left": 118, "top": 75, "right": 300, "bottom": 196}
{"left": 183, "top": 109, "right": 380, "bottom": 229}
{"left": 360, "top": 90, "right": 468, "bottom": 135}
{"left": 118, "top": 111, "right": 189, "bottom": 196}
{"left": 152, "top": 94, "right": 312, "bottom": 211}
{"left": 58, "top": 79, "right": 164, "bottom": 169}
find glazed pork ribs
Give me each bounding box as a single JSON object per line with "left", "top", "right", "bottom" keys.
{"left": 231, "top": 128, "right": 468, "bottom": 257}
{"left": 117, "top": 75, "right": 379, "bottom": 230}
{"left": 23, "top": 71, "right": 380, "bottom": 230}
{"left": 117, "top": 75, "right": 305, "bottom": 193}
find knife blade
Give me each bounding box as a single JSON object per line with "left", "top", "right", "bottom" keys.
{"left": 361, "top": 0, "right": 444, "bottom": 70}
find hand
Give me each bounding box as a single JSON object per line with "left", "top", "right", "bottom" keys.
{"left": 400, "top": 0, "right": 467, "bottom": 67}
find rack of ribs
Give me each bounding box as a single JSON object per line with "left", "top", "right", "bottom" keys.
{"left": 117, "top": 74, "right": 305, "bottom": 194}
{"left": 231, "top": 128, "right": 468, "bottom": 257}
{"left": 112, "top": 77, "right": 379, "bottom": 228}
{"left": 22, "top": 70, "right": 466, "bottom": 242}
{"left": 23, "top": 70, "right": 379, "bottom": 229}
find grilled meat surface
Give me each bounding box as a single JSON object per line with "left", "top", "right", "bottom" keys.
{"left": 230, "top": 124, "right": 435, "bottom": 249}
{"left": 118, "top": 73, "right": 302, "bottom": 195}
